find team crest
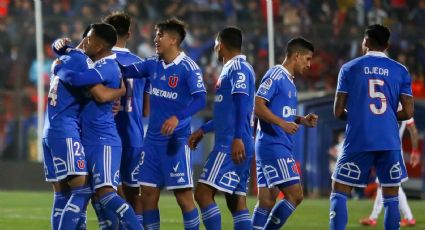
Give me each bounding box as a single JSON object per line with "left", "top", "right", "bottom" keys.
{"left": 168, "top": 75, "right": 178, "bottom": 88}
{"left": 77, "top": 160, "right": 85, "bottom": 169}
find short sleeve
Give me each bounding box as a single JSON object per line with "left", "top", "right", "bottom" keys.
{"left": 336, "top": 67, "right": 348, "bottom": 93}
{"left": 144, "top": 79, "right": 151, "bottom": 93}
{"left": 230, "top": 67, "right": 250, "bottom": 95}
{"left": 256, "top": 72, "right": 278, "bottom": 102}
{"left": 400, "top": 70, "right": 412, "bottom": 96}
{"left": 186, "top": 68, "right": 206, "bottom": 94}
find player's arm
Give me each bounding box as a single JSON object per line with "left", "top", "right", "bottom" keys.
{"left": 120, "top": 60, "right": 150, "bottom": 79}
{"left": 294, "top": 114, "right": 319, "bottom": 127}
{"left": 56, "top": 67, "right": 103, "bottom": 87}
{"left": 255, "top": 97, "right": 298, "bottom": 134}
{"left": 188, "top": 120, "right": 213, "bottom": 150}
{"left": 334, "top": 92, "right": 348, "bottom": 120}
{"left": 52, "top": 38, "right": 72, "bottom": 56}
{"left": 406, "top": 119, "right": 420, "bottom": 167}
{"left": 397, "top": 94, "right": 414, "bottom": 121}
{"left": 89, "top": 80, "right": 126, "bottom": 103}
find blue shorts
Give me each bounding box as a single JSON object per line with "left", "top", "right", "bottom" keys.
{"left": 198, "top": 148, "right": 253, "bottom": 196}
{"left": 120, "top": 146, "right": 142, "bottom": 187}
{"left": 43, "top": 137, "right": 88, "bottom": 182}
{"left": 255, "top": 143, "right": 300, "bottom": 188}
{"left": 138, "top": 138, "right": 193, "bottom": 190}
{"left": 332, "top": 150, "right": 408, "bottom": 187}
{"left": 85, "top": 145, "right": 122, "bottom": 190}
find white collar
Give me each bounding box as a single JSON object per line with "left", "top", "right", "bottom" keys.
{"left": 94, "top": 53, "right": 116, "bottom": 64}
{"left": 224, "top": 54, "right": 246, "bottom": 68}
{"left": 162, "top": 52, "right": 186, "bottom": 69}
{"left": 112, "top": 47, "right": 130, "bottom": 52}
{"left": 366, "top": 51, "right": 387, "bottom": 57}
{"left": 276, "top": 64, "right": 295, "bottom": 83}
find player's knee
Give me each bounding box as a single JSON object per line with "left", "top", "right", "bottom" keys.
{"left": 285, "top": 192, "right": 304, "bottom": 207}
{"left": 258, "top": 198, "right": 276, "bottom": 210}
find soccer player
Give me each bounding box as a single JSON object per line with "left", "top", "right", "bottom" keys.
{"left": 251, "top": 37, "right": 317, "bottom": 229}
{"left": 45, "top": 27, "right": 125, "bottom": 230}
{"left": 359, "top": 117, "right": 420, "bottom": 227}
{"left": 120, "top": 18, "right": 206, "bottom": 230}
{"left": 331, "top": 24, "right": 414, "bottom": 230}
{"left": 104, "top": 12, "right": 150, "bottom": 226}
{"left": 188, "top": 27, "right": 255, "bottom": 230}
{"left": 55, "top": 23, "right": 141, "bottom": 230}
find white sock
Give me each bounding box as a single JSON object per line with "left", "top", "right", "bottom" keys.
{"left": 369, "top": 186, "right": 383, "bottom": 220}
{"left": 398, "top": 187, "right": 413, "bottom": 220}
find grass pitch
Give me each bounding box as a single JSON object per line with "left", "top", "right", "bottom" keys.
{"left": 0, "top": 190, "right": 424, "bottom": 229}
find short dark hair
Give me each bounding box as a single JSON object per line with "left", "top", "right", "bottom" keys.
{"left": 286, "top": 37, "right": 314, "bottom": 57}
{"left": 103, "top": 11, "right": 131, "bottom": 37}
{"left": 155, "top": 18, "right": 187, "bottom": 45}
{"left": 91, "top": 23, "right": 117, "bottom": 49}
{"left": 82, "top": 25, "right": 91, "bottom": 38}
{"left": 365, "top": 24, "right": 390, "bottom": 49}
{"left": 217, "top": 27, "right": 242, "bottom": 51}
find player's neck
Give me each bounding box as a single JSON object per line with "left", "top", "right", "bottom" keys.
{"left": 115, "top": 38, "right": 127, "bottom": 48}
{"left": 91, "top": 50, "right": 113, "bottom": 62}
{"left": 222, "top": 51, "right": 241, "bottom": 64}
{"left": 162, "top": 48, "right": 180, "bottom": 64}
{"left": 282, "top": 61, "right": 295, "bottom": 77}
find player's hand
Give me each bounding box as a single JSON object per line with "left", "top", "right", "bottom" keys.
{"left": 53, "top": 38, "right": 71, "bottom": 51}
{"left": 161, "top": 116, "right": 179, "bottom": 136}
{"left": 304, "top": 113, "right": 319, "bottom": 127}
{"left": 188, "top": 129, "right": 204, "bottom": 150}
{"left": 410, "top": 150, "right": 421, "bottom": 167}
{"left": 119, "top": 79, "right": 126, "bottom": 96}
{"left": 231, "top": 138, "right": 246, "bottom": 164}
{"left": 112, "top": 99, "right": 121, "bottom": 116}
{"left": 281, "top": 121, "right": 299, "bottom": 134}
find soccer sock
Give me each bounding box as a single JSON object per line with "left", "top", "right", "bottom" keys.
{"left": 59, "top": 185, "right": 92, "bottom": 230}
{"left": 76, "top": 210, "right": 87, "bottom": 230}
{"left": 252, "top": 206, "right": 270, "bottom": 229}
{"left": 99, "top": 192, "right": 140, "bottom": 230}
{"left": 329, "top": 192, "right": 348, "bottom": 230}
{"left": 143, "top": 209, "right": 160, "bottom": 230}
{"left": 183, "top": 208, "right": 200, "bottom": 230}
{"left": 264, "top": 199, "right": 295, "bottom": 230}
{"left": 398, "top": 187, "right": 413, "bottom": 220}
{"left": 369, "top": 186, "right": 383, "bottom": 220}
{"left": 51, "top": 191, "right": 70, "bottom": 230}
{"left": 232, "top": 209, "right": 251, "bottom": 230}
{"left": 200, "top": 203, "right": 221, "bottom": 230}
{"left": 383, "top": 195, "right": 400, "bottom": 230}
{"left": 136, "top": 213, "right": 143, "bottom": 228}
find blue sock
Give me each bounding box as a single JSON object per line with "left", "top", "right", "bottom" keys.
{"left": 383, "top": 195, "right": 400, "bottom": 230}
{"left": 51, "top": 191, "right": 70, "bottom": 230}
{"left": 77, "top": 210, "right": 87, "bottom": 230}
{"left": 252, "top": 206, "right": 270, "bottom": 230}
{"left": 264, "top": 199, "right": 295, "bottom": 230}
{"left": 329, "top": 192, "right": 348, "bottom": 230}
{"left": 136, "top": 214, "right": 143, "bottom": 227}
{"left": 59, "top": 186, "right": 92, "bottom": 230}
{"left": 232, "top": 209, "right": 251, "bottom": 230}
{"left": 200, "top": 203, "right": 221, "bottom": 230}
{"left": 92, "top": 199, "right": 118, "bottom": 229}
{"left": 183, "top": 208, "right": 200, "bottom": 230}
{"left": 99, "top": 192, "right": 140, "bottom": 230}
{"left": 143, "top": 209, "right": 160, "bottom": 230}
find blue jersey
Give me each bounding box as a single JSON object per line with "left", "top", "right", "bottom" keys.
{"left": 130, "top": 52, "right": 206, "bottom": 141}
{"left": 43, "top": 49, "right": 91, "bottom": 138}
{"left": 213, "top": 55, "right": 255, "bottom": 149}
{"left": 80, "top": 54, "right": 122, "bottom": 146}
{"left": 336, "top": 51, "right": 412, "bottom": 153}
{"left": 256, "top": 65, "right": 298, "bottom": 153}
{"left": 113, "top": 47, "right": 149, "bottom": 147}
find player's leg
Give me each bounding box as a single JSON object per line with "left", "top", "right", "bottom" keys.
{"left": 90, "top": 145, "right": 140, "bottom": 230}
{"left": 164, "top": 140, "right": 199, "bottom": 230}
{"left": 195, "top": 183, "right": 220, "bottom": 230}
{"left": 43, "top": 138, "right": 70, "bottom": 230}
{"left": 138, "top": 141, "right": 162, "bottom": 230}
{"left": 360, "top": 184, "right": 382, "bottom": 226}
{"left": 375, "top": 150, "right": 408, "bottom": 230}
{"left": 330, "top": 151, "right": 374, "bottom": 230}
{"left": 224, "top": 194, "right": 251, "bottom": 230}
{"left": 252, "top": 187, "right": 279, "bottom": 230}
{"left": 398, "top": 187, "right": 415, "bottom": 226}
{"left": 121, "top": 146, "right": 144, "bottom": 226}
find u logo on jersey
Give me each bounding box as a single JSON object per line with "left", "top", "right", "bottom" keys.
{"left": 77, "top": 160, "right": 85, "bottom": 169}
{"left": 168, "top": 75, "right": 179, "bottom": 88}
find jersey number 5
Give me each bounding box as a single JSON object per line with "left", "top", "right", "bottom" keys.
{"left": 369, "top": 79, "right": 387, "bottom": 115}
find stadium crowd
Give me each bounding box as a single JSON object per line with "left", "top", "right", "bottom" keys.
{"left": 0, "top": 0, "right": 424, "bottom": 160}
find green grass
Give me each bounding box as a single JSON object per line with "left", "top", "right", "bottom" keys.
{"left": 0, "top": 191, "right": 424, "bottom": 229}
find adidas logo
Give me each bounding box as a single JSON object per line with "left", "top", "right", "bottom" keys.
{"left": 161, "top": 75, "right": 166, "bottom": 80}
{"left": 177, "top": 177, "right": 186, "bottom": 183}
